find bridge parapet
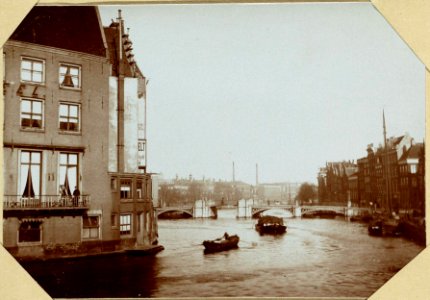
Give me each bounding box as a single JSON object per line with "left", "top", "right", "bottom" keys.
{"left": 238, "top": 203, "right": 354, "bottom": 218}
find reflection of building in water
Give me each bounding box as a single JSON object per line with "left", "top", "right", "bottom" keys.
{"left": 2, "top": 6, "right": 157, "bottom": 259}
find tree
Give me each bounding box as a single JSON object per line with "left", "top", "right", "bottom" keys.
{"left": 296, "top": 182, "right": 317, "bottom": 204}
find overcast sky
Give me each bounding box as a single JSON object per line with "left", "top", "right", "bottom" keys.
{"left": 99, "top": 3, "right": 425, "bottom": 185}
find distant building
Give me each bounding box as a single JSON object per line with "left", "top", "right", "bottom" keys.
{"left": 2, "top": 6, "right": 157, "bottom": 259}
{"left": 256, "top": 182, "right": 301, "bottom": 205}
{"left": 319, "top": 131, "right": 425, "bottom": 216}
{"left": 398, "top": 142, "right": 424, "bottom": 213}
{"left": 347, "top": 172, "right": 359, "bottom": 206}
{"left": 319, "top": 161, "right": 357, "bottom": 205}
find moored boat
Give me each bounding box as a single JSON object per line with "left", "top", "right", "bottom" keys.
{"left": 368, "top": 218, "right": 401, "bottom": 237}
{"left": 203, "top": 233, "right": 239, "bottom": 254}
{"left": 255, "top": 215, "right": 287, "bottom": 235}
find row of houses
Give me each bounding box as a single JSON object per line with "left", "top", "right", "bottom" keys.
{"left": 2, "top": 6, "right": 158, "bottom": 259}
{"left": 318, "top": 132, "right": 424, "bottom": 215}
{"left": 158, "top": 176, "right": 301, "bottom": 207}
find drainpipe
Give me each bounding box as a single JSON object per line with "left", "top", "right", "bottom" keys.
{"left": 117, "top": 10, "right": 125, "bottom": 174}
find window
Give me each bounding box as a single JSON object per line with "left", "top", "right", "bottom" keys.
{"left": 19, "top": 220, "right": 42, "bottom": 243}
{"left": 410, "top": 164, "right": 417, "bottom": 174}
{"left": 59, "top": 153, "right": 78, "bottom": 196}
{"left": 59, "top": 103, "right": 80, "bottom": 131}
{"left": 111, "top": 178, "right": 117, "bottom": 191}
{"left": 21, "top": 58, "right": 44, "bottom": 83}
{"left": 59, "top": 64, "right": 81, "bottom": 88}
{"left": 20, "top": 151, "right": 41, "bottom": 198}
{"left": 21, "top": 99, "right": 43, "bottom": 129}
{"left": 120, "top": 180, "right": 132, "bottom": 199}
{"left": 120, "top": 214, "right": 131, "bottom": 235}
{"left": 82, "top": 215, "right": 100, "bottom": 239}
{"left": 136, "top": 180, "right": 143, "bottom": 199}
{"left": 111, "top": 214, "right": 117, "bottom": 227}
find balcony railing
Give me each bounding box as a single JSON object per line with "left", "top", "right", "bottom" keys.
{"left": 3, "top": 195, "right": 90, "bottom": 209}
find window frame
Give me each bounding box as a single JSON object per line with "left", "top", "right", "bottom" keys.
{"left": 20, "top": 98, "right": 44, "bottom": 130}
{"left": 17, "top": 220, "right": 43, "bottom": 245}
{"left": 120, "top": 214, "right": 132, "bottom": 236}
{"left": 59, "top": 63, "right": 82, "bottom": 90}
{"left": 21, "top": 57, "right": 45, "bottom": 84}
{"left": 19, "top": 150, "right": 42, "bottom": 199}
{"left": 82, "top": 214, "right": 100, "bottom": 240}
{"left": 59, "top": 152, "right": 79, "bottom": 197}
{"left": 120, "top": 179, "right": 132, "bottom": 199}
{"left": 59, "top": 102, "right": 81, "bottom": 132}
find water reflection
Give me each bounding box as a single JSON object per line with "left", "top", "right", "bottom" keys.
{"left": 21, "top": 254, "right": 160, "bottom": 298}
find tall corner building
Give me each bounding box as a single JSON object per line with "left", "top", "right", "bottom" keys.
{"left": 2, "top": 6, "right": 158, "bottom": 259}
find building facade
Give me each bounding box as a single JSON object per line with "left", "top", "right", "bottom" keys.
{"left": 318, "top": 131, "right": 425, "bottom": 216}
{"left": 317, "top": 161, "right": 357, "bottom": 205}
{"left": 2, "top": 6, "right": 157, "bottom": 259}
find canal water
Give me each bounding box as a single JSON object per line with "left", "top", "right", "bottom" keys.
{"left": 21, "top": 209, "right": 424, "bottom": 298}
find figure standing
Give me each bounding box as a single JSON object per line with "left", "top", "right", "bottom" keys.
{"left": 73, "top": 186, "right": 80, "bottom": 206}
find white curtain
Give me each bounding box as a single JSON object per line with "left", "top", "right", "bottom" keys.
{"left": 59, "top": 153, "right": 77, "bottom": 195}
{"left": 19, "top": 152, "right": 40, "bottom": 197}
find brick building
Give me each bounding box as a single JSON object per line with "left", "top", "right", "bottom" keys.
{"left": 319, "top": 132, "right": 424, "bottom": 216}
{"left": 318, "top": 161, "right": 357, "bottom": 205}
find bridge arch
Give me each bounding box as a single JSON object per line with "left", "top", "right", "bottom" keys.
{"left": 301, "top": 206, "right": 346, "bottom": 217}
{"left": 251, "top": 206, "right": 294, "bottom": 218}
{"left": 156, "top": 208, "right": 193, "bottom": 218}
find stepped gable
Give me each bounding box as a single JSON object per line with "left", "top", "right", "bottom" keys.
{"left": 10, "top": 6, "right": 106, "bottom": 57}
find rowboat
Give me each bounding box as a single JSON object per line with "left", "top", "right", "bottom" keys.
{"left": 203, "top": 233, "right": 239, "bottom": 254}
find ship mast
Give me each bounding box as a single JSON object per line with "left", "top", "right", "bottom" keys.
{"left": 383, "top": 110, "right": 392, "bottom": 215}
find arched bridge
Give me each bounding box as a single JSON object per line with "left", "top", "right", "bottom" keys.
{"left": 251, "top": 206, "right": 294, "bottom": 218}
{"left": 156, "top": 206, "right": 194, "bottom": 218}
{"left": 301, "top": 205, "right": 346, "bottom": 217}
{"left": 250, "top": 205, "right": 350, "bottom": 218}
{"left": 156, "top": 200, "right": 217, "bottom": 219}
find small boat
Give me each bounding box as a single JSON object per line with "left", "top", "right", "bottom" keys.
{"left": 368, "top": 220, "right": 383, "bottom": 236}
{"left": 255, "top": 215, "right": 287, "bottom": 235}
{"left": 203, "top": 233, "right": 239, "bottom": 254}
{"left": 368, "top": 219, "right": 401, "bottom": 237}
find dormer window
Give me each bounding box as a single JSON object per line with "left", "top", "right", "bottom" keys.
{"left": 21, "top": 57, "right": 44, "bottom": 84}
{"left": 59, "top": 64, "right": 81, "bottom": 89}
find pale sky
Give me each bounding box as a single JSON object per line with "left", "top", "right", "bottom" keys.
{"left": 99, "top": 3, "right": 425, "bottom": 185}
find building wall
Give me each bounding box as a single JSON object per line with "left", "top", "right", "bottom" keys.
{"left": 108, "top": 76, "right": 145, "bottom": 173}
{"left": 3, "top": 40, "right": 113, "bottom": 250}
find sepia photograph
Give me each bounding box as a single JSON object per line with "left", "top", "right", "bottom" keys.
{"left": 0, "top": 1, "right": 428, "bottom": 299}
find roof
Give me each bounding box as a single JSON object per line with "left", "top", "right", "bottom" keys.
{"left": 9, "top": 6, "right": 106, "bottom": 57}
{"left": 326, "top": 161, "right": 357, "bottom": 176}
{"left": 104, "top": 22, "right": 145, "bottom": 79}
{"left": 399, "top": 143, "right": 424, "bottom": 162}
{"left": 257, "top": 215, "right": 284, "bottom": 225}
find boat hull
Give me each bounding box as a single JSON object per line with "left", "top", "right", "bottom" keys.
{"left": 255, "top": 224, "right": 287, "bottom": 235}
{"left": 203, "top": 235, "right": 239, "bottom": 254}
{"left": 368, "top": 220, "right": 401, "bottom": 237}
